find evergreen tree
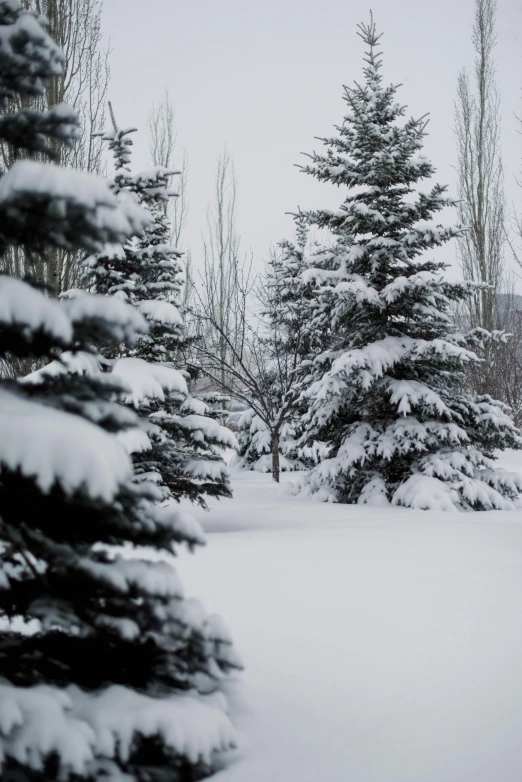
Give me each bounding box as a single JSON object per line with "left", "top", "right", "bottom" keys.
{"left": 81, "top": 116, "right": 142, "bottom": 302}
{"left": 0, "top": 3, "right": 239, "bottom": 779}
{"left": 296, "top": 15, "right": 522, "bottom": 510}
{"left": 84, "top": 115, "right": 235, "bottom": 507}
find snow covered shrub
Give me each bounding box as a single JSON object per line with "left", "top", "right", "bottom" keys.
{"left": 0, "top": 3, "right": 240, "bottom": 780}
{"left": 296, "top": 15, "right": 522, "bottom": 510}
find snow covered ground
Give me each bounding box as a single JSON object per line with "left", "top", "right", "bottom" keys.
{"left": 177, "top": 451, "right": 522, "bottom": 782}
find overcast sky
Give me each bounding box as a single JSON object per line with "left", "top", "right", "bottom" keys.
{"left": 102, "top": 0, "right": 522, "bottom": 278}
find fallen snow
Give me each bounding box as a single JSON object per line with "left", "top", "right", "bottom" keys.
{"left": 174, "top": 450, "right": 522, "bottom": 782}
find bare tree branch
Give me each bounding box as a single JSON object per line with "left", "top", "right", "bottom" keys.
{"left": 454, "top": 0, "right": 506, "bottom": 395}
{"left": 148, "top": 87, "right": 189, "bottom": 249}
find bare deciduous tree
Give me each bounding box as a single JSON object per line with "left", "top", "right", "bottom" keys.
{"left": 455, "top": 0, "right": 505, "bottom": 326}
{"left": 508, "top": 110, "right": 522, "bottom": 270}
{"left": 455, "top": 0, "right": 506, "bottom": 394}
{"left": 191, "top": 233, "right": 317, "bottom": 482}
{"left": 191, "top": 260, "right": 304, "bottom": 483}
{"left": 148, "top": 88, "right": 188, "bottom": 248}
{"left": 148, "top": 87, "right": 191, "bottom": 318}
{"left": 494, "top": 290, "right": 522, "bottom": 426}
{"left": 199, "top": 150, "right": 252, "bottom": 387}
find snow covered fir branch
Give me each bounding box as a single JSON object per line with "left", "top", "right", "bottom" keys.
{"left": 0, "top": 1, "right": 521, "bottom": 781}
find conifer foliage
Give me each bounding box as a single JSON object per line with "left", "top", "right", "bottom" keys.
{"left": 84, "top": 113, "right": 235, "bottom": 507}
{"left": 0, "top": 3, "right": 239, "bottom": 780}
{"left": 297, "top": 15, "right": 521, "bottom": 510}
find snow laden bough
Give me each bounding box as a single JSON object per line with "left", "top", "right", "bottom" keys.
{"left": 295, "top": 16, "right": 522, "bottom": 511}
{"left": 0, "top": 3, "right": 240, "bottom": 780}
{"left": 300, "top": 335, "right": 522, "bottom": 510}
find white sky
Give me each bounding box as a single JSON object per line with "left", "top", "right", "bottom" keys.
{"left": 102, "top": 0, "right": 522, "bottom": 278}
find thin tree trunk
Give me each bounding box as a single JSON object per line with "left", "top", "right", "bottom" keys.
{"left": 271, "top": 429, "right": 280, "bottom": 483}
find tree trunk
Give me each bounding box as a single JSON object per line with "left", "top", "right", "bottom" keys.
{"left": 271, "top": 429, "right": 280, "bottom": 483}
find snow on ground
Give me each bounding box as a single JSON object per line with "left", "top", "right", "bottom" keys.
{"left": 175, "top": 450, "right": 522, "bottom": 782}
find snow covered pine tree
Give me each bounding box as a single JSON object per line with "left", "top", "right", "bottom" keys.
{"left": 83, "top": 114, "right": 235, "bottom": 507}
{"left": 297, "top": 14, "right": 522, "bottom": 510}
{"left": 0, "top": 3, "right": 238, "bottom": 780}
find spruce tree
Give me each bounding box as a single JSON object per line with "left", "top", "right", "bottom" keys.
{"left": 0, "top": 3, "right": 238, "bottom": 779}
{"left": 84, "top": 117, "right": 235, "bottom": 507}
{"left": 297, "top": 15, "right": 521, "bottom": 510}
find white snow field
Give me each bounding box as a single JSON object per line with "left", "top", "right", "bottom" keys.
{"left": 176, "top": 450, "right": 522, "bottom": 782}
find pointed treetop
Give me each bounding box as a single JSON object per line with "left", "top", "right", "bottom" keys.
{"left": 96, "top": 102, "right": 138, "bottom": 191}
{"left": 356, "top": 11, "right": 383, "bottom": 72}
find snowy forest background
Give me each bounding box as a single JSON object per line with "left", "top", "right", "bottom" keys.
{"left": 0, "top": 0, "right": 522, "bottom": 780}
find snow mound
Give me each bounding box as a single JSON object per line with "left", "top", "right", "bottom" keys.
{"left": 186, "top": 459, "right": 230, "bottom": 482}
{"left": 358, "top": 476, "right": 390, "bottom": 507}
{"left": 180, "top": 397, "right": 210, "bottom": 416}
{"left": 0, "top": 684, "right": 93, "bottom": 776}
{"left": 392, "top": 475, "right": 459, "bottom": 511}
